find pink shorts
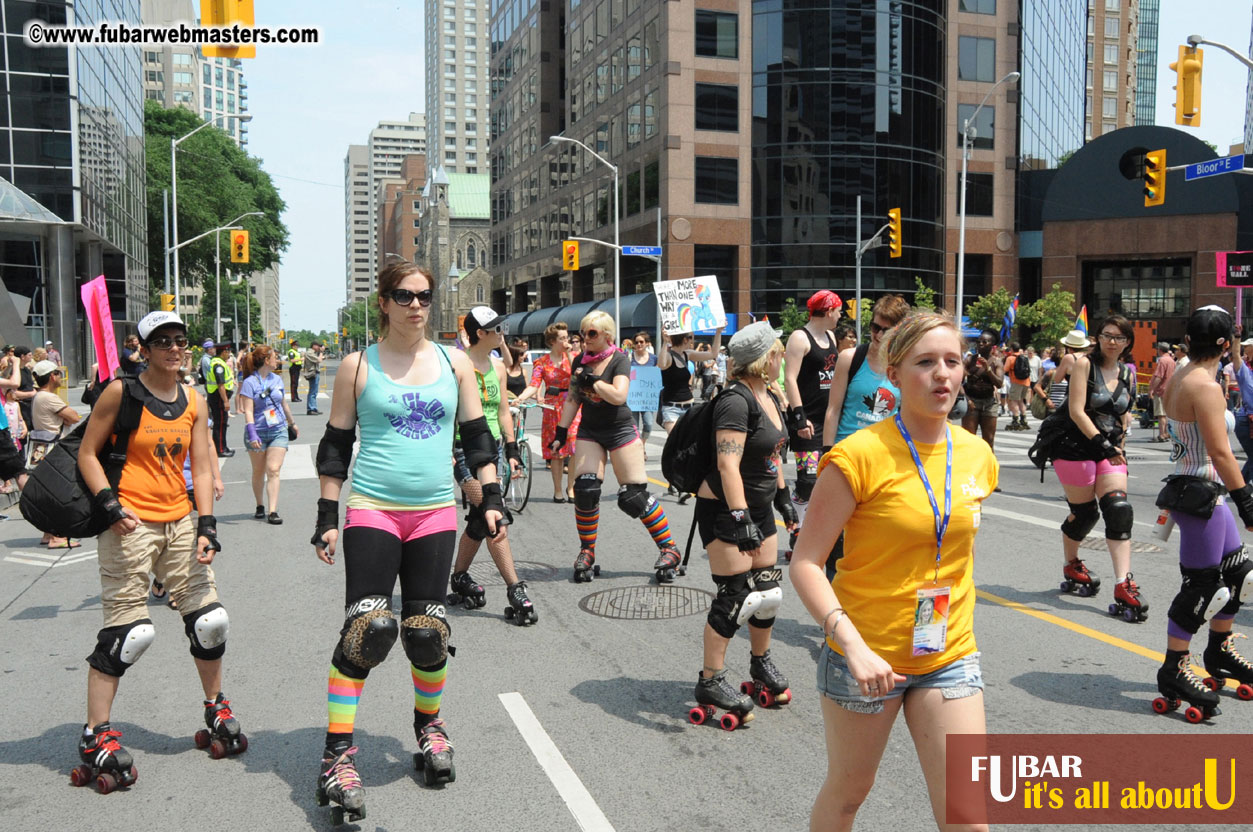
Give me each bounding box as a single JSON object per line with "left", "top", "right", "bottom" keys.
{"left": 1053, "top": 458, "right": 1127, "bottom": 488}
{"left": 343, "top": 506, "right": 457, "bottom": 542}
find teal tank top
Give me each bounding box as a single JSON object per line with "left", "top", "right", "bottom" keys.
{"left": 834, "top": 357, "right": 901, "bottom": 443}
{"left": 350, "top": 343, "right": 459, "bottom": 508}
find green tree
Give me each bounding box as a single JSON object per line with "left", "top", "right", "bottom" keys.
{"left": 778, "top": 297, "right": 809, "bottom": 339}
{"left": 1018, "top": 283, "right": 1078, "bottom": 351}
{"left": 145, "top": 101, "right": 289, "bottom": 314}
{"left": 963, "top": 287, "right": 1015, "bottom": 335}
{"left": 194, "top": 276, "right": 262, "bottom": 346}
{"left": 340, "top": 294, "right": 381, "bottom": 350}
{"left": 912, "top": 276, "right": 936, "bottom": 311}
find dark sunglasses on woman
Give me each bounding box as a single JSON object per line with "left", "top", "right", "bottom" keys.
{"left": 148, "top": 334, "right": 189, "bottom": 350}
{"left": 384, "top": 288, "right": 434, "bottom": 307}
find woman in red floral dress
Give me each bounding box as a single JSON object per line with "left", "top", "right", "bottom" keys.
{"left": 515, "top": 322, "right": 581, "bottom": 501}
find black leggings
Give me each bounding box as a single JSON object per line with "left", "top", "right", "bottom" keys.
{"left": 342, "top": 526, "right": 457, "bottom": 606}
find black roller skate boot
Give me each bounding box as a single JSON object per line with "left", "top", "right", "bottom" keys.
{"left": 1108, "top": 574, "right": 1149, "bottom": 622}
{"left": 1202, "top": 631, "right": 1253, "bottom": 700}
{"left": 1060, "top": 558, "right": 1101, "bottom": 597}
{"left": 504, "top": 580, "right": 539, "bottom": 625}
{"left": 316, "top": 742, "right": 366, "bottom": 825}
{"left": 195, "top": 692, "right": 248, "bottom": 758}
{"left": 689, "top": 669, "right": 755, "bottom": 731}
{"left": 653, "top": 544, "right": 683, "bottom": 584}
{"left": 413, "top": 716, "right": 456, "bottom": 786}
{"left": 1153, "top": 650, "right": 1221, "bottom": 723}
{"left": 71, "top": 722, "right": 137, "bottom": 794}
{"left": 742, "top": 650, "right": 793, "bottom": 708}
{"left": 447, "top": 570, "right": 486, "bottom": 610}
{"left": 572, "top": 547, "right": 599, "bottom": 583}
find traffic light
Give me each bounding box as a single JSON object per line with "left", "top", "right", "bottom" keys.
{"left": 160, "top": 293, "right": 175, "bottom": 312}
{"left": 230, "top": 230, "right": 250, "bottom": 263}
{"left": 279, "top": 329, "right": 285, "bottom": 340}
{"left": 201, "top": 0, "right": 256, "bottom": 58}
{"left": 1143, "top": 149, "right": 1166, "bottom": 207}
{"left": 562, "top": 240, "right": 579, "bottom": 271}
{"left": 887, "top": 208, "right": 902, "bottom": 259}
{"left": 1169, "top": 45, "right": 1203, "bottom": 126}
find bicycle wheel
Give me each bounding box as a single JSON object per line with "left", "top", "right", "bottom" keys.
{"left": 513, "top": 441, "right": 532, "bottom": 512}
{"left": 498, "top": 450, "right": 512, "bottom": 505}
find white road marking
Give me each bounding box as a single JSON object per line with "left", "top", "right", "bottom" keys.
{"left": 498, "top": 691, "right": 616, "bottom": 832}
{"left": 4, "top": 550, "right": 97, "bottom": 568}
{"left": 282, "top": 444, "right": 319, "bottom": 480}
{"left": 991, "top": 491, "right": 1156, "bottom": 528}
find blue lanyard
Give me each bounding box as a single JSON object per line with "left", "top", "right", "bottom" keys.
{"left": 894, "top": 413, "right": 951, "bottom": 583}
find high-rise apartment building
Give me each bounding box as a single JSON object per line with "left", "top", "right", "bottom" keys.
{"left": 367, "top": 115, "right": 427, "bottom": 276}
{"left": 344, "top": 145, "right": 372, "bottom": 302}
{"left": 426, "top": 0, "right": 490, "bottom": 174}
{"left": 1085, "top": 0, "right": 1139, "bottom": 141}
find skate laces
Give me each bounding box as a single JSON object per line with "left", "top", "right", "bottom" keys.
{"left": 207, "top": 697, "right": 234, "bottom": 724}
{"left": 655, "top": 546, "right": 680, "bottom": 568}
{"left": 1066, "top": 559, "right": 1092, "bottom": 578}
{"left": 1176, "top": 655, "right": 1205, "bottom": 687}
{"left": 419, "top": 720, "right": 453, "bottom": 754}
{"left": 1223, "top": 633, "right": 1253, "bottom": 669}
{"left": 576, "top": 548, "right": 595, "bottom": 568}
{"left": 1118, "top": 574, "right": 1141, "bottom": 599}
{"left": 324, "top": 746, "right": 362, "bottom": 791}
{"left": 91, "top": 727, "right": 124, "bottom": 753}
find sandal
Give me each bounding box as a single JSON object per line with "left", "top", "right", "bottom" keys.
{"left": 47, "top": 538, "right": 81, "bottom": 549}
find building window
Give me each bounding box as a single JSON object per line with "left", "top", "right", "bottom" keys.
{"left": 695, "top": 83, "right": 738, "bottom": 132}
{"left": 1104, "top": 43, "right": 1117, "bottom": 64}
{"left": 1101, "top": 97, "right": 1116, "bottom": 118}
{"left": 695, "top": 156, "right": 738, "bottom": 204}
{"left": 476, "top": 285, "right": 485, "bottom": 302}
{"left": 146, "top": 70, "right": 164, "bottom": 82}
{"left": 957, "top": 37, "right": 996, "bottom": 82}
{"left": 958, "top": 0, "right": 995, "bottom": 12}
{"left": 1104, "top": 17, "right": 1118, "bottom": 37}
{"left": 467, "top": 241, "right": 476, "bottom": 266}
{"left": 1086, "top": 68, "right": 1093, "bottom": 88}
{"left": 960, "top": 172, "right": 994, "bottom": 216}
{"left": 1103, "top": 70, "right": 1117, "bottom": 91}
{"left": 174, "top": 90, "right": 193, "bottom": 104}
{"left": 145, "top": 88, "right": 162, "bottom": 101}
{"left": 145, "top": 50, "right": 160, "bottom": 63}
{"left": 1102, "top": 120, "right": 1116, "bottom": 133}
{"left": 956, "top": 104, "right": 994, "bottom": 149}
{"left": 1104, "top": 0, "right": 1120, "bottom": 9}
{"left": 695, "top": 10, "right": 737, "bottom": 58}
{"left": 446, "top": 151, "right": 457, "bottom": 162}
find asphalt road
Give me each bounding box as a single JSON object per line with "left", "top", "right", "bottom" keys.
{"left": 0, "top": 361, "right": 1248, "bottom": 831}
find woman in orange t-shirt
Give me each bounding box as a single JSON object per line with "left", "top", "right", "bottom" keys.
{"left": 791, "top": 312, "right": 998, "bottom": 832}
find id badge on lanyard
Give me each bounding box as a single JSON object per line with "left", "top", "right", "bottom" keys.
{"left": 894, "top": 413, "right": 953, "bottom": 657}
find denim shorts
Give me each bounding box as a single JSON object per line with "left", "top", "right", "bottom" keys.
{"left": 247, "top": 428, "right": 288, "bottom": 453}
{"left": 659, "top": 401, "right": 693, "bottom": 426}
{"left": 817, "top": 643, "right": 983, "bottom": 714}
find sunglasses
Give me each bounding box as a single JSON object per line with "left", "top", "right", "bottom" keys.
{"left": 582, "top": 329, "right": 599, "bottom": 339}
{"left": 384, "top": 288, "right": 434, "bottom": 307}
{"left": 148, "top": 334, "right": 189, "bottom": 350}
{"left": 869, "top": 322, "right": 890, "bottom": 335}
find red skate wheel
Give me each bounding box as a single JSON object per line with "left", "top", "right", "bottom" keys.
{"left": 757, "top": 689, "right": 775, "bottom": 708}
{"left": 235, "top": 733, "right": 248, "bottom": 753}
{"left": 194, "top": 729, "right": 211, "bottom": 749}
{"left": 128, "top": 766, "right": 138, "bottom": 785}
{"left": 739, "top": 681, "right": 752, "bottom": 696}
{"left": 209, "top": 739, "right": 227, "bottom": 759}
{"left": 1151, "top": 697, "right": 1172, "bottom": 714}
{"left": 719, "top": 712, "right": 740, "bottom": 731}
{"left": 1237, "top": 684, "right": 1253, "bottom": 701}
{"left": 1201, "top": 677, "right": 1220, "bottom": 692}
{"left": 1184, "top": 706, "right": 1204, "bottom": 724}
{"left": 688, "top": 706, "right": 707, "bottom": 725}
{"left": 70, "top": 765, "right": 92, "bottom": 787}
{"left": 96, "top": 772, "right": 116, "bottom": 795}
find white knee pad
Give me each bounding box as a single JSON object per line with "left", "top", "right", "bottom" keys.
{"left": 735, "top": 591, "right": 766, "bottom": 626}
{"left": 189, "top": 605, "right": 230, "bottom": 652}
{"left": 751, "top": 586, "right": 784, "bottom": 621}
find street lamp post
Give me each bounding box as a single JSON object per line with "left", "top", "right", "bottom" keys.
{"left": 550, "top": 135, "right": 620, "bottom": 334}
{"left": 171, "top": 112, "right": 253, "bottom": 313}
{"left": 956, "top": 71, "right": 1019, "bottom": 328}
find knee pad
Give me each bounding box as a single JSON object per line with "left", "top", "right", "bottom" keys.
{"left": 182, "top": 602, "right": 229, "bottom": 661}
{"left": 401, "top": 599, "right": 453, "bottom": 667}
{"left": 332, "top": 595, "right": 398, "bottom": 677}
{"left": 1219, "top": 546, "right": 1253, "bottom": 615}
{"left": 1061, "top": 499, "right": 1100, "bottom": 542}
{"left": 707, "top": 572, "right": 752, "bottom": 639}
{"left": 573, "top": 474, "right": 602, "bottom": 512}
{"left": 793, "top": 471, "right": 816, "bottom": 503}
{"left": 86, "top": 619, "right": 156, "bottom": 677}
{"left": 1167, "top": 566, "right": 1231, "bottom": 636}
{"left": 617, "top": 483, "right": 652, "bottom": 519}
{"left": 1099, "top": 491, "right": 1133, "bottom": 541}
{"left": 747, "top": 567, "right": 784, "bottom": 629}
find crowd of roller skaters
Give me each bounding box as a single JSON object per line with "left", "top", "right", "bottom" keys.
{"left": 55, "top": 270, "right": 1253, "bottom": 828}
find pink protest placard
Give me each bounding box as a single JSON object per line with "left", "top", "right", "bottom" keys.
{"left": 1215, "top": 251, "right": 1253, "bottom": 287}
{"left": 79, "top": 275, "right": 119, "bottom": 382}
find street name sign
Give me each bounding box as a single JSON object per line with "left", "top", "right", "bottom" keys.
{"left": 1184, "top": 154, "right": 1244, "bottom": 181}
{"left": 622, "top": 245, "right": 663, "bottom": 256}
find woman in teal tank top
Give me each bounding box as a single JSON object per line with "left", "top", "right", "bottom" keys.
{"left": 307, "top": 263, "right": 505, "bottom": 818}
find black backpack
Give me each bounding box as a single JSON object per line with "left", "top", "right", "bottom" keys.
{"left": 1013, "top": 352, "right": 1031, "bottom": 381}
{"left": 19, "top": 378, "right": 145, "bottom": 538}
{"left": 661, "top": 384, "right": 759, "bottom": 494}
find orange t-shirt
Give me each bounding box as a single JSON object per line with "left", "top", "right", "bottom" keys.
{"left": 116, "top": 385, "right": 197, "bottom": 522}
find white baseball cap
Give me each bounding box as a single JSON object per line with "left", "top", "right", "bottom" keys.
{"left": 137, "top": 310, "right": 187, "bottom": 342}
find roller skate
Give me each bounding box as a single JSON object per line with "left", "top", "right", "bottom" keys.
{"left": 688, "top": 669, "right": 755, "bottom": 731}
{"left": 316, "top": 742, "right": 366, "bottom": 825}
{"left": 742, "top": 650, "right": 793, "bottom": 708}
{"left": 572, "top": 547, "right": 599, "bottom": 583}
{"left": 653, "top": 544, "right": 684, "bottom": 584}
{"left": 194, "top": 692, "right": 248, "bottom": 758}
{"left": 1152, "top": 651, "right": 1221, "bottom": 723}
{"left": 1107, "top": 574, "right": 1149, "bottom": 623}
{"left": 412, "top": 717, "right": 456, "bottom": 786}
{"left": 504, "top": 580, "right": 538, "bottom": 625}
{"left": 1201, "top": 632, "right": 1253, "bottom": 701}
{"left": 71, "top": 722, "right": 137, "bottom": 794}
{"left": 1060, "top": 558, "right": 1101, "bottom": 598}
{"left": 447, "top": 570, "right": 486, "bottom": 610}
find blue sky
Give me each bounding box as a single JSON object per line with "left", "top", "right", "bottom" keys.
{"left": 243, "top": 1, "right": 1252, "bottom": 331}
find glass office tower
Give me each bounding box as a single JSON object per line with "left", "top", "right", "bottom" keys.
{"left": 1019, "top": 0, "right": 1086, "bottom": 170}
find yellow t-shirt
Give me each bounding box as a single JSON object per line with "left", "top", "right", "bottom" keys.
{"left": 818, "top": 418, "right": 998, "bottom": 674}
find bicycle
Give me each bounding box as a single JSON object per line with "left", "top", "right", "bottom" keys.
{"left": 499, "top": 402, "right": 539, "bottom": 513}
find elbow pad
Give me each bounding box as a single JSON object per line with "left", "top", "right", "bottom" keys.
{"left": 316, "top": 424, "right": 356, "bottom": 480}
{"left": 459, "top": 415, "right": 497, "bottom": 473}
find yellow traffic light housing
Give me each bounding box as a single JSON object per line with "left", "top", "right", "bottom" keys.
{"left": 160, "top": 293, "right": 175, "bottom": 312}
{"left": 230, "top": 230, "right": 250, "bottom": 263}
{"left": 1169, "top": 45, "right": 1203, "bottom": 126}
{"left": 1143, "top": 149, "right": 1166, "bottom": 207}
{"left": 887, "top": 208, "right": 902, "bottom": 259}
{"left": 201, "top": 0, "right": 256, "bottom": 58}
{"left": 279, "top": 329, "right": 285, "bottom": 340}
{"left": 562, "top": 240, "right": 580, "bottom": 271}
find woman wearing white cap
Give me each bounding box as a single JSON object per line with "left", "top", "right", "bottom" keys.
{"left": 686, "top": 321, "right": 798, "bottom": 729}
{"left": 29, "top": 359, "right": 80, "bottom": 548}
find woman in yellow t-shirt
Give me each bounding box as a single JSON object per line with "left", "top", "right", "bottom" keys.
{"left": 790, "top": 312, "right": 998, "bottom": 832}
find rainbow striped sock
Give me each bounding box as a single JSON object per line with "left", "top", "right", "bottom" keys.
{"left": 412, "top": 660, "right": 447, "bottom": 718}
{"left": 327, "top": 666, "right": 366, "bottom": 736}
{"left": 576, "top": 505, "right": 599, "bottom": 551}
{"left": 641, "top": 498, "right": 674, "bottom": 549}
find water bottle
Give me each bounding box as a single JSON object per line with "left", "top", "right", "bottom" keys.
{"left": 1151, "top": 508, "right": 1175, "bottom": 542}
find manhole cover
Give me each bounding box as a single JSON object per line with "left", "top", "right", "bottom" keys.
{"left": 1080, "top": 537, "right": 1164, "bottom": 554}
{"left": 468, "top": 561, "right": 559, "bottom": 585}
{"left": 579, "top": 585, "right": 714, "bottom": 620}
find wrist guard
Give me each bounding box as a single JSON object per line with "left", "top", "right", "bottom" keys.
{"left": 94, "top": 488, "right": 128, "bottom": 526}
{"left": 479, "top": 482, "right": 507, "bottom": 536}
{"left": 505, "top": 441, "right": 522, "bottom": 467}
{"left": 575, "top": 369, "right": 601, "bottom": 389}
{"left": 787, "top": 408, "right": 808, "bottom": 434}
{"left": 197, "top": 514, "right": 221, "bottom": 553}
{"left": 1231, "top": 484, "right": 1253, "bottom": 529}
{"left": 549, "top": 425, "right": 569, "bottom": 452}
{"left": 730, "top": 509, "right": 764, "bottom": 552}
{"left": 774, "top": 487, "right": 799, "bottom": 526}
{"left": 1088, "top": 433, "right": 1119, "bottom": 460}
{"left": 244, "top": 422, "right": 260, "bottom": 445}
{"left": 311, "top": 497, "right": 338, "bottom": 548}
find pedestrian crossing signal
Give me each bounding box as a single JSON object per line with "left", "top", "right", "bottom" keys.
{"left": 231, "top": 230, "right": 249, "bottom": 263}
{"left": 887, "top": 208, "right": 902, "bottom": 259}
{"left": 1143, "top": 149, "right": 1166, "bottom": 207}
{"left": 562, "top": 240, "right": 579, "bottom": 271}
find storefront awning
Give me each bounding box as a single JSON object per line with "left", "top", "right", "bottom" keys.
{"left": 502, "top": 292, "right": 659, "bottom": 338}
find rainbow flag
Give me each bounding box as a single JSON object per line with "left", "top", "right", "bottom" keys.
{"left": 1074, "top": 305, "right": 1088, "bottom": 335}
